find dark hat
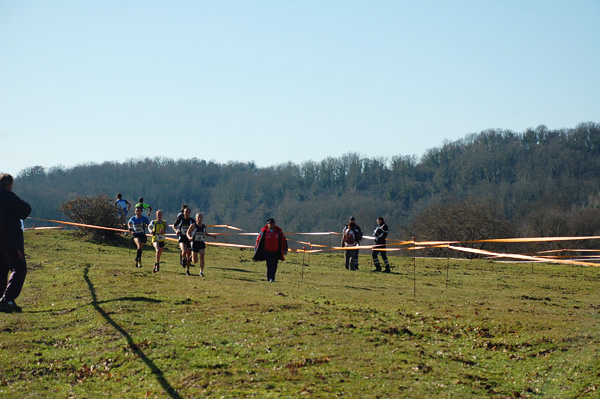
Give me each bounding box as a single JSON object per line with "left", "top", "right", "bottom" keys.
{"left": 266, "top": 218, "right": 275, "bottom": 224}
{"left": 349, "top": 216, "right": 355, "bottom": 221}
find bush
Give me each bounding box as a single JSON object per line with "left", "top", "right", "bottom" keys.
{"left": 59, "top": 194, "right": 123, "bottom": 241}
{"left": 407, "top": 198, "right": 514, "bottom": 258}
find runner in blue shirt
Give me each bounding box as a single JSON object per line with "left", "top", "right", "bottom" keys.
{"left": 115, "top": 193, "right": 131, "bottom": 224}
{"left": 128, "top": 206, "right": 150, "bottom": 268}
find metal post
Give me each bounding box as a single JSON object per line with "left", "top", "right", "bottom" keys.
{"left": 413, "top": 237, "right": 416, "bottom": 298}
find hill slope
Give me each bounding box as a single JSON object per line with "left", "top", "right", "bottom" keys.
{"left": 14, "top": 122, "right": 600, "bottom": 240}
{"left": 1, "top": 230, "right": 599, "bottom": 397}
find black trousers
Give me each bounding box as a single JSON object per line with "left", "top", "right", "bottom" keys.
{"left": 0, "top": 248, "right": 27, "bottom": 301}
{"left": 264, "top": 251, "right": 279, "bottom": 281}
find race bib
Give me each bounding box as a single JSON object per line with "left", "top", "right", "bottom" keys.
{"left": 134, "top": 224, "right": 144, "bottom": 233}
{"left": 156, "top": 233, "right": 165, "bottom": 241}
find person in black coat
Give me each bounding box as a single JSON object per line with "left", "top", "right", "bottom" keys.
{"left": 253, "top": 218, "right": 287, "bottom": 282}
{"left": 0, "top": 174, "right": 32, "bottom": 312}
{"left": 372, "top": 216, "right": 391, "bottom": 273}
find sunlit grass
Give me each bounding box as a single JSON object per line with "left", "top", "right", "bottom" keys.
{"left": 1, "top": 230, "right": 599, "bottom": 398}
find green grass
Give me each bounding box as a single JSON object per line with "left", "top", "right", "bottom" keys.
{"left": 1, "top": 230, "right": 599, "bottom": 398}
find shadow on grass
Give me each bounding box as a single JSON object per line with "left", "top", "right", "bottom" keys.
{"left": 83, "top": 264, "right": 184, "bottom": 399}
{"left": 214, "top": 266, "right": 258, "bottom": 273}
{"left": 25, "top": 297, "right": 161, "bottom": 314}
{"left": 343, "top": 285, "right": 373, "bottom": 291}
{"left": 222, "top": 276, "right": 260, "bottom": 282}
{"left": 96, "top": 296, "right": 162, "bottom": 305}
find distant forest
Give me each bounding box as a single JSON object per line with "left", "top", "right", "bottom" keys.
{"left": 14, "top": 122, "right": 600, "bottom": 249}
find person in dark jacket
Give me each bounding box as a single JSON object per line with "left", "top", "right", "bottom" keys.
{"left": 253, "top": 218, "right": 287, "bottom": 282}
{"left": 372, "top": 216, "right": 391, "bottom": 273}
{"left": 0, "top": 173, "right": 32, "bottom": 312}
{"left": 341, "top": 216, "right": 362, "bottom": 270}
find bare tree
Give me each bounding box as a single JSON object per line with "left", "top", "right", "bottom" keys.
{"left": 408, "top": 199, "right": 514, "bottom": 258}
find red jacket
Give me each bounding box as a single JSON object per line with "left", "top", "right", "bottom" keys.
{"left": 253, "top": 224, "right": 288, "bottom": 261}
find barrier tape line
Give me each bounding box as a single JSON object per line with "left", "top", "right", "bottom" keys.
{"left": 31, "top": 218, "right": 129, "bottom": 233}
{"left": 447, "top": 245, "right": 600, "bottom": 267}
{"left": 26, "top": 217, "right": 600, "bottom": 263}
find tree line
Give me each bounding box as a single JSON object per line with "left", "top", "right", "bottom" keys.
{"left": 14, "top": 122, "right": 600, "bottom": 253}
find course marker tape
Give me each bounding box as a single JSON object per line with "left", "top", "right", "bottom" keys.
{"left": 206, "top": 242, "right": 254, "bottom": 249}
{"left": 447, "top": 245, "right": 600, "bottom": 267}
{"left": 27, "top": 217, "right": 600, "bottom": 263}
{"left": 31, "top": 218, "right": 129, "bottom": 233}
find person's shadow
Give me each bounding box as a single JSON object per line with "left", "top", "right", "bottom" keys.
{"left": 83, "top": 265, "right": 184, "bottom": 399}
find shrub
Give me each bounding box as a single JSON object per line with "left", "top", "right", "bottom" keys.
{"left": 408, "top": 198, "right": 515, "bottom": 258}
{"left": 59, "top": 194, "right": 123, "bottom": 241}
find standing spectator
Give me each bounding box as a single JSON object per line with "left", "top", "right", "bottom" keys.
{"left": 372, "top": 216, "right": 391, "bottom": 273}
{"left": 173, "top": 207, "right": 195, "bottom": 275}
{"left": 253, "top": 218, "right": 287, "bottom": 282}
{"left": 128, "top": 206, "right": 150, "bottom": 268}
{"left": 187, "top": 213, "right": 216, "bottom": 277}
{"left": 0, "top": 173, "right": 32, "bottom": 312}
{"left": 148, "top": 210, "right": 168, "bottom": 273}
{"left": 135, "top": 197, "right": 153, "bottom": 217}
{"left": 341, "top": 216, "right": 362, "bottom": 271}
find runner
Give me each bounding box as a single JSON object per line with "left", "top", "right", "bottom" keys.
{"left": 128, "top": 206, "right": 150, "bottom": 268}
{"left": 114, "top": 193, "right": 131, "bottom": 223}
{"left": 135, "top": 197, "right": 153, "bottom": 217}
{"left": 174, "top": 204, "right": 188, "bottom": 267}
{"left": 173, "top": 207, "right": 195, "bottom": 275}
{"left": 148, "top": 210, "right": 168, "bottom": 273}
{"left": 187, "top": 213, "right": 216, "bottom": 277}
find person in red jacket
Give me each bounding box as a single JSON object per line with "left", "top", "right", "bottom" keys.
{"left": 253, "top": 218, "right": 288, "bottom": 282}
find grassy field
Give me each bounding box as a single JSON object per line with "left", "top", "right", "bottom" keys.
{"left": 1, "top": 230, "right": 599, "bottom": 398}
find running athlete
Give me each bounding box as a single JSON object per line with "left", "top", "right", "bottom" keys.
{"left": 148, "top": 210, "right": 168, "bottom": 273}
{"left": 174, "top": 204, "right": 189, "bottom": 266}
{"left": 175, "top": 204, "right": 188, "bottom": 220}
{"left": 128, "top": 206, "right": 150, "bottom": 268}
{"left": 186, "top": 213, "right": 216, "bottom": 277}
{"left": 173, "top": 207, "right": 195, "bottom": 275}
{"left": 135, "top": 197, "right": 153, "bottom": 217}
{"left": 114, "top": 193, "right": 131, "bottom": 222}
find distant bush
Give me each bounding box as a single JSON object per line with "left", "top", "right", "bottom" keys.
{"left": 407, "top": 198, "right": 515, "bottom": 258}
{"left": 59, "top": 194, "right": 123, "bottom": 241}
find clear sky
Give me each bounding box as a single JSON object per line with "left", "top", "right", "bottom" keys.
{"left": 1, "top": 1, "right": 599, "bottom": 177}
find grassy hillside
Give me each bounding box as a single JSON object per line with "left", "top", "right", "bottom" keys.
{"left": 1, "top": 230, "right": 599, "bottom": 398}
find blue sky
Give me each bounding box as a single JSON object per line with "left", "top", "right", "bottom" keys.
{"left": 1, "top": 1, "right": 599, "bottom": 177}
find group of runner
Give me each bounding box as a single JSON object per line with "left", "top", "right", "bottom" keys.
{"left": 116, "top": 194, "right": 392, "bottom": 281}
{"left": 116, "top": 195, "right": 215, "bottom": 277}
